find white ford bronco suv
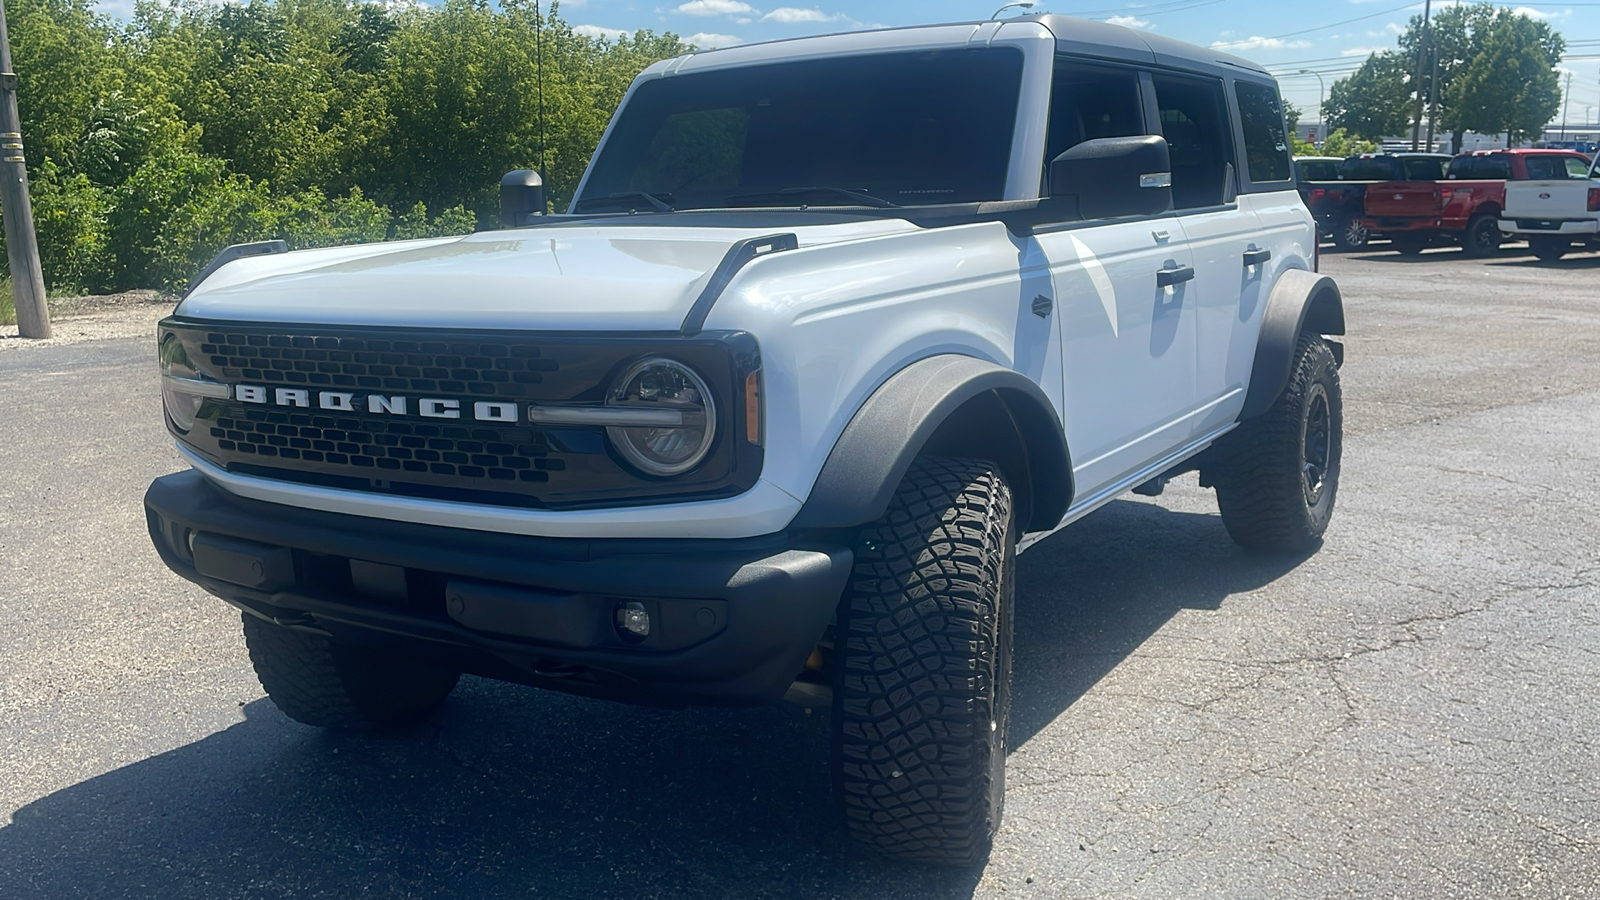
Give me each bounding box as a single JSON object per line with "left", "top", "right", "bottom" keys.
{"left": 145, "top": 15, "right": 1345, "bottom": 866}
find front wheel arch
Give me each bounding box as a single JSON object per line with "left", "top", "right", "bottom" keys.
{"left": 790, "top": 356, "right": 1072, "bottom": 534}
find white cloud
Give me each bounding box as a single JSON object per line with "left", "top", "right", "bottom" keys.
{"left": 1512, "top": 6, "right": 1568, "bottom": 18}
{"left": 686, "top": 32, "right": 745, "bottom": 48}
{"left": 1340, "top": 45, "right": 1390, "bottom": 57}
{"left": 1105, "top": 14, "right": 1153, "bottom": 30}
{"left": 574, "top": 24, "right": 629, "bottom": 41}
{"left": 1365, "top": 22, "right": 1404, "bottom": 37}
{"left": 763, "top": 7, "right": 836, "bottom": 23}
{"left": 675, "top": 0, "right": 757, "bottom": 16}
{"left": 1211, "top": 36, "right": 1313, "bottom": 51}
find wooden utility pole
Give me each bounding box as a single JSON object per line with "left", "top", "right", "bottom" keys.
{"left": 1558, "top": 70, "right": 1573, "bottom": 142}
{"left": 0, "top": 0, "right": 50, "bottom": 339}
{"left": 1410, "top": 0, "right": 1431, "bottom": 151}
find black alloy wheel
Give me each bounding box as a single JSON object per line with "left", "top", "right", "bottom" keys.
{"left": 1301, "top": 382, "right": 1333, "bottom": 510}
{"left": 1461, "top": 214, "right": 1503, "bottom": 258}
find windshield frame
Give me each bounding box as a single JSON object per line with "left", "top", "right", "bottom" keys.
{"left": 569, "top": 25, "right": 1058, "bottom": 213}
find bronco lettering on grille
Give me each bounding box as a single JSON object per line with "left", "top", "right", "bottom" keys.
{"left": 233, "top": 384, "right": 519, "bottom": 423}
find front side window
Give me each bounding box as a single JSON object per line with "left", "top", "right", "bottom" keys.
{"left": 1234, "top": 81, "right": 1290, "bottom": 183}
{"left": 1044, "top": 62, "right": 1145, "bottom": 168}
{"left": 1151, "top": 74, "right": 1234, "bottom": 209}
{"left": 577, "top": 49, "right": 1025, "bottom": 211}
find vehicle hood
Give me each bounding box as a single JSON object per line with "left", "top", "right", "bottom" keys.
{"left": 177, "top": 219, "right": 917, "bottom": 331}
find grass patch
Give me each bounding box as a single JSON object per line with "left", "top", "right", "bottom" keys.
{"left": 0, "top": 275, "right": 13, "bottom": 327}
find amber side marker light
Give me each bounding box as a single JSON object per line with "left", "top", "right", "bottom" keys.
{"left": 744, "top": 370, "right": 763, "bottom": 445}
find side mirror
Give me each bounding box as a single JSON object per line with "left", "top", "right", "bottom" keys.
{"left": 1049, "top": 135, "right": 1173, "bottom": 220}
{"left": 500, "top": 170, "right": 546, "bottom": 227}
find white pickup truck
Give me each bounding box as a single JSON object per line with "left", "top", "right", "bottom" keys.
{"left": 1499, "top": 154, "right": 1600, "bottom": 260}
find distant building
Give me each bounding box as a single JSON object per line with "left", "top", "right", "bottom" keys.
{"left": 1293, "top": 122, "right": 1598, "bottom": 155}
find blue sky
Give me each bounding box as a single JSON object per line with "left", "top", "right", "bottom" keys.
{"left": 555, "top": 0, "right": 1600, "bottom": 127}
{"left": 90, "top": 0, "right": 1600, "bottom": 128}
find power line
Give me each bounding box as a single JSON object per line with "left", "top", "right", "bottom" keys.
{"left": 1211, "top": 2, "right": 1417, "bottom": 48}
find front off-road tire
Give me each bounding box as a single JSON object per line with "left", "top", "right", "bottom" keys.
{"left": 1210, "top": 334, "right": 1342, "bottom": 553}
{"left": 833, "top": 458, "right": 1015, "bottom": 867}
{"left": 242, "top": 614, "right": 461, "bottom": 729}
{"left": 1529, "top": 235, "right": 1570, "bottom": 262}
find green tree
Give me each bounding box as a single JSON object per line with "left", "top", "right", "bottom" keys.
{"left": 1447, "top": 10, "right": 1564, "bottom": 147}
{"left": 1319, "top": 128, "right": 1378, "bottom": 158}
{"left": 1325, "top": 52, "right": 1414, "bottom": 142}
{"left": 7, "top": 0, "right": 692, "bottom": 291}
{"left": 1396, "top": 2, "right": 1498, "bottom": 152}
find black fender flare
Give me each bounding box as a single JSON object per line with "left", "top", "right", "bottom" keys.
{"left": 1240, "top": 270, "right": 1345, "bottom": 420}
{"left": 790, "top": 355, "right": 1073, "bottom": 533}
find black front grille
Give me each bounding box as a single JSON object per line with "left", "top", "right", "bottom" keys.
{"left": 211, "top": 406, "right": 562, "bottom": 482}
{"left": 165, "top": 320, "right": 762, "bottom": 509}
{"left": 195, "top": 331, "right": 567, "bottom": 400}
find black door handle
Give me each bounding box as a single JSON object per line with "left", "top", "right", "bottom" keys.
{"left": 1156, "top": 265, "right": 1195, "bottom": 287}
{"left": 1243, "top": 248, "right": 1272, "bottom": 266}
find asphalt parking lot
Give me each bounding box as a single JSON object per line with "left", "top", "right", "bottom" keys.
{"left": 2, "top": 244, "right": 1598, "bottom": 898}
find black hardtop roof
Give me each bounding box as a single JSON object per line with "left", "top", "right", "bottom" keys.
{"left": 1025, "top": 14, "right": 1272, "bottom": 78}
{"left": 679, "top": 14, "right": 1275, "bottom": 81}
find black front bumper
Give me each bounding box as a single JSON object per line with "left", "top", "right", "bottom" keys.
{"left": 145, "top": 470, "right": 853, "bottom": 705}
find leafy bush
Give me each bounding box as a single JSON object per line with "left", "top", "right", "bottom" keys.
{"left": 6, "top": 0, "right": 691, "bottom": 293}
{"left": 16, "top": 157, "right": 109, "bottom": 292}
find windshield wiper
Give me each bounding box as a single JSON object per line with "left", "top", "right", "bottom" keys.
{"left": 724, "top": 186, "right": 899, "bottom": 209}
{"left": 574, "top": 191, "right": 675, "bottom": 213}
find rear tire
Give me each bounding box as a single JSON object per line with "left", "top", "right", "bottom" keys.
{"left": 242, "top": 614, "right": 461, "bottom": 729}
{"left": 1461, "top": 214, "right": 1502, "bottom": 258}
{"left": 1529, "top": 235, "right": 1570, "bottom": 261}
{"left": 832, "top": 457, "right": 1014, "bottom": 867}
{"left": 1209, "top": 334, "right": 1342, "bottom": 553}
{"left": 1331, "top": 215, "right": 1369, "bottom": 251}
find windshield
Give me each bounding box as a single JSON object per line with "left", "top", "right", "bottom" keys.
{"left": 576, "top": 49, "right": 1025, "bottom": 212}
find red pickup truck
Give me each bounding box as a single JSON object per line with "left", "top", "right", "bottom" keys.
{"left": 1362, "top": 149, "right": 1596, "bottom": 256}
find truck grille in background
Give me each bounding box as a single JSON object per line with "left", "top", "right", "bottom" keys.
{"left": 164, "top": 321, "right": 760, "bottom": 509}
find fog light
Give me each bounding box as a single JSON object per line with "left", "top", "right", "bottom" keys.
{"left": 615, "top": 601, "right": 650, "bottom": 639}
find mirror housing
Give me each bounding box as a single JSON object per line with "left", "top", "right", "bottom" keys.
{"left": 1048, "top": 135, "right": 1173, "bottom": 221}
{"left": 500, "top": 170, "right": 546, "bottom": 227}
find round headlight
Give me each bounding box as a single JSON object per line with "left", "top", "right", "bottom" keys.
{"left": 606, "top": 358, "right": 717, "bottom": 476}
{"left": 159, "top": 334, "right": 205, "bottom": 433}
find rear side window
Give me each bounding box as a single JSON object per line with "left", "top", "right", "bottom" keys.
{"left": 1151, "top": 74, "right": 1234, "bottom": 209}
{"left": 1448, "top": 155, "right": 1511, "bottom": 179}
{"left": 1402, "top": 158, "right": 1446, "bottom": 180}
{"left": 1234, "top": 81, "right": 1290, "bottom": 183}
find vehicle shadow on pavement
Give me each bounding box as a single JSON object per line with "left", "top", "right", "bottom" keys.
{"left": 1486, "top": 256, "right": 1600, "bottom": 269}
{"left": 0, "top": 501, "right": 1305, "bottom": 900}
{"left": 1009, "top": 497, "right": 1311, "bottom": 747}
